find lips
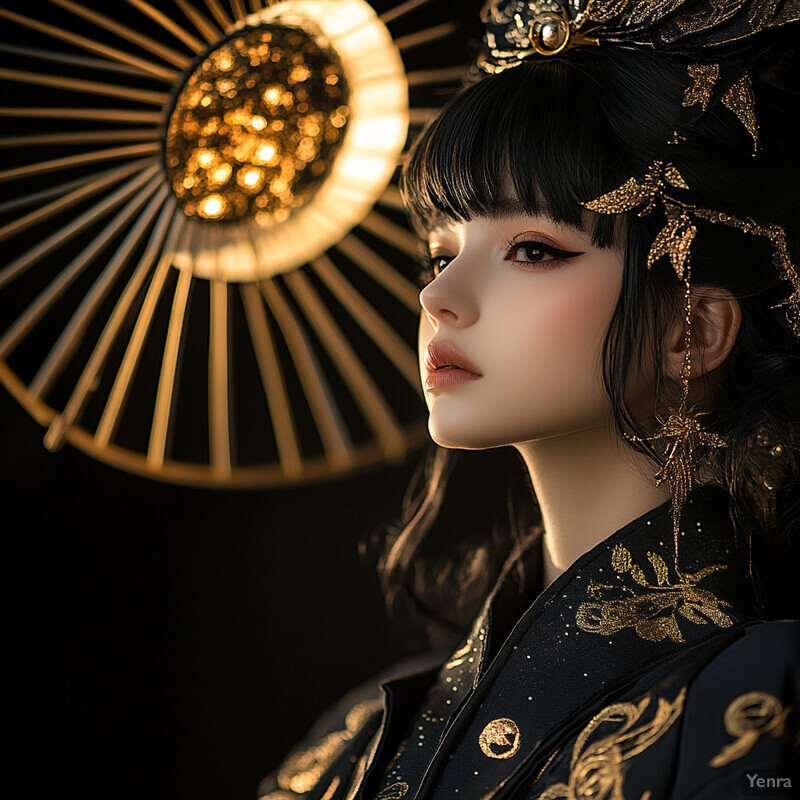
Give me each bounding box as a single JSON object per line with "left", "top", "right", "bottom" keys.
{"left": 424, "top": 342, "right": 482, "bottom": 391}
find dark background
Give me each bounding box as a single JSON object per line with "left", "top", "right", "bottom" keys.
{"left": 1, "top": 1, "right": 484, "bottom": 798}
{"left": 3, "top": 385, "right": 419, "bottom": 800}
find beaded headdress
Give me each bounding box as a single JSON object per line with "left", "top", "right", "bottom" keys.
{"left": 478, "top": 0, "right": 800, "bottom": 541}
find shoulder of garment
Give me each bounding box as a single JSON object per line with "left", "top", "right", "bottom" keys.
{"left": 256, "top": 648, "right": 447, "bottom": 800}
{"left": 523, "top": 619, "right": 800, "bottom": 800}
{"left": 668, "top": 618, "right": 799, "bottom": 800}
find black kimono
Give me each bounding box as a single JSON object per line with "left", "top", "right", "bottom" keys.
{"left": 258, "top": 493, "right": 799, "bottom": 799}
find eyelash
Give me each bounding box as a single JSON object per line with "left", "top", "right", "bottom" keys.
{"left": 419, "top": 239, "right": 583, "bottom": 284}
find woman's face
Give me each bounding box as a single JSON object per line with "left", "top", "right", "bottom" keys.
{"left": 418, "top": 212, "right": 625, "bottom": 449}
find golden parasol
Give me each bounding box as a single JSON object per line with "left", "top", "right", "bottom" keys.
{"left": 0, "top": 0, "right": 467, "bottom": 487}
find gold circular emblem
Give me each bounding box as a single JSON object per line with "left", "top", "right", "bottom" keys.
{"left": 530, "top": 11, "right": 570, "bottom": 55}
{"left": 478, "top": 718, "right": 521, "bottom": 759}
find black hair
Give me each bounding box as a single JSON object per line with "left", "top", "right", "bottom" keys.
{"left": 377, "top": 43, "right": 800, "bottom": 647}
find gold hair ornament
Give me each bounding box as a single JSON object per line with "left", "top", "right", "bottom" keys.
{"left": 682, "top": 64, "right": 759, "bottom": 153}
{"left": 479, "top": 0, "right": 599, "bottom": 72}
{"left": 584, "top": 160, "right": 800, "bottom": 543}
{"left": 478, "top": 0, "right": 800, "bottom": 544}
{"left": 479, "top": 1, "right": 800, "bottom": 74}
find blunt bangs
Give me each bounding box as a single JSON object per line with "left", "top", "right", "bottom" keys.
{"left": 401, "top": 58, "right": 621, "bottom": 248}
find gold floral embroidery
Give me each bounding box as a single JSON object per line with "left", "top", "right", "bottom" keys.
{"left": 533, "top": 687, "right": 687, "bottom": 800}
{"left": 710, "top": 691, "right": 793, "bottom": 767}
{"left": 275, "top": 698, "right": 382, "bottom": 795}
{"left": 576, "top": 543, "right": 733, "bottom": 643}
{"left": 375, "top": 782, "right": 409, "bottom": 799}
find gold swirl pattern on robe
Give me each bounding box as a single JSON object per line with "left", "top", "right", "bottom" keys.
{"left": 260, "top": 698, "right": 382, "bottom": 798}
{"left": 533, "top": 687, "right": 687, "bottom": 800}
{"left": 576, "top": 543, "right": 733, "bottom": 643}
{"left": 375, "top": 782, "right": 410, "bottom": 799}
{"left": 710, "top": 691, "right": 793, "bottom": 768}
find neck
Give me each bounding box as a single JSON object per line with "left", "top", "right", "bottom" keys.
{"left": 515, "top": 424, "right": 670, "bottom": 588}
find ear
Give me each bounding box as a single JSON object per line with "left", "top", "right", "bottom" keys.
{"left": 664, "top": 287, "right": 741, "bottom": 380}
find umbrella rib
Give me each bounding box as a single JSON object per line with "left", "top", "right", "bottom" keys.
{"left": 336, "top": 234, "right": 420, "bottom": 312}
{"left": 240, "top": 283, "right": 303, "bottom": 479}
{"left": 29, "top": 183, "right": 169, "bottom": 400}
{"left": 0, "top": 166, "right": 161, "bottom": 361}
{"left": 260, "top": 278, "right": 352, "bottom": 468}
{"left": 145, "top": 262, "right": 194, "bottom": 463}
{"left": 311, "top": 254, "right": 421, "bottom": 393}
{"left": 86, "top": 213, "right": 184, "bottom": 454}
{"left": 395, "top": 22, "right": 458, "bottom": 52}
{"left": 0, "top": 143, "right": 160, "bottom": 185}
{"left": 379, "top": 0, "right": 432, "bottom": 25}
{"left": 0, "top": 160, "right": 158, "bottom": 292}
{"left": 284, "top": 270, "right": 407, "bottom": 458}
{"left": 44, "top": 201, "right": 179, "bottom": 451}
{"left": 173, "top": 0, "right": 222, "bottom": 45}
{"left": 124, "top": 0, "right": 205, "bottom": 54}
{"left": 0, "top": 170, "right": 103, "bottom": 215}
{"left": 0, "top": 8, "right": 179, "bottom": 82}
{"left": 229, "top": 0, "right": 248, "bottom": 22}
{"left": 248, "top": 0, "right": 262, "bottom": 12}
{"left": 360, "top": 210, "right": 422, "bottom": 260}
{"left": 209, "top": 276, "right": 232, "bottom": 477}
{"left": 406, "top": 66, "right": 466, "bottom": 87}
{"left": 0, "top": 129, "right": 160, "bottom": 149}
{"left": 46, "top": 0, "right": 192, "bottom": 70}
{"left": 408, "top": 107, "right": 437, "bottom": 126}
{"left": 0, "top": 107, "right": 163, "bottom": 124}
{"left": 202, "top": 0, "right": 234, "bottom": 31}
{"left": 0, "top": 68, "right": 169, "bottom": 106}
{"left": 0, "top": 43, "right": 164, "bottom": 77}
{"left": 0, "top": 160, "right": 146, "bottom": 243}
{"left": 378, "top": 186, "right": 405, "bottom": 212}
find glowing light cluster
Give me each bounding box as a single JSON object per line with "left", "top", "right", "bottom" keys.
{"left": 165, "top": 23, "right": 349, "bottom": 223}
{"left": 171, "top": 0, "right": 410, "bottom": 282}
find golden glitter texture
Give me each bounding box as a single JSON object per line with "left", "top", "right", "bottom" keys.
{"left": 533, "top": 688, "right": 687, "bottom": 800}
{"left": 683, "top": 63, "right": 719, "bottom": 110}
{"left": 721, "top": 72, "right": 759, "bottom": 152}
{"left": 583, "top": 161, "right": 688, "bottom": 219}
{"left": 710, "top": 691, "right": 792, "bottom": 767}
{"left": 479, "top": 718, "right": 522, "bottom": 759}
{"left": 375, "top": 783, "right": 410, "bottom": 799}
{"left": 693, "top": 207, "right": 800, "bottom": 336}
{"left": 165, "top": 23, "right": 349, "bottom": 224}
{"left": 577, "top": 542, "right": 732, "bottom": 643}
{"left": 648, "top": 202, "right": 696, "bottom": 278}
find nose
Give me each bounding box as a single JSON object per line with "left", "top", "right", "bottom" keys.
{"left": 419, "top": 259, "right": 479, "bottom": 329}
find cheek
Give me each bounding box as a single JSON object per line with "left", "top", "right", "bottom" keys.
{"left": 506, "top": 269, "right": 618, "bottom": 383}
{"left": 418, "top": 313, "right": 434, "bottom": 377}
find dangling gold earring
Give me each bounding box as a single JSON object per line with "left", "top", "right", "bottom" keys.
{"left": 629, "top": 264, "right": 727, "bottom": 570}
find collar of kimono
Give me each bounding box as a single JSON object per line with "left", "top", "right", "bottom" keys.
{"left": 262, "top": 490, "right": 762, "bottom": 800}
{"left": 407, "top": 490, "right": 760, "bottom": 798}
{"left": 365, "top": 489, "right": 762, "bottom": 800}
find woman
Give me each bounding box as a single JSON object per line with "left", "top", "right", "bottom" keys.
{"left": 259, "top": 1, "right": 799, "bottom": 798}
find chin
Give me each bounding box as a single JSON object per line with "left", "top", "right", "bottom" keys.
{"left": 427, "top": 417, "right": 512, "bottom": 451}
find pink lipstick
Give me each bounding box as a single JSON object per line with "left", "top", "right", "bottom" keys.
{"left": 424, "top": 342, "right": 482, "bottom": 391}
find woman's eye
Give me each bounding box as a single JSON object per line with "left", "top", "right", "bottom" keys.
{"left": 428, "top": 255, "right": 453, "bottom": 276}
{"left": 505, "top": 240, "right": 584, "bottom": 266}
